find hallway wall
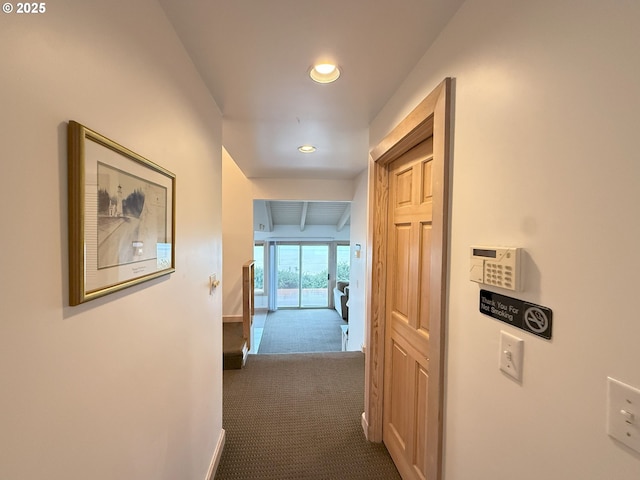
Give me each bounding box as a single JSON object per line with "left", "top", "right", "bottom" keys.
{"left": 222, "top": 148, "right": 254, "bottom": 319}
{"left": 0, "top": 1, "right": 224, "bottom": 479}
{"left": 369, "top": 0, "right": 640, "bottom": 478}
{"left": 346, "top": 169, "right": 369, "bottom": 352}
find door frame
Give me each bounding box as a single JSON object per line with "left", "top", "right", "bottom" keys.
{"left": 364, "top": 78, "right": 451, "bottom": 480}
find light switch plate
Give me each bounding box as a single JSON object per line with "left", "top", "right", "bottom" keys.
{"left": 499, "top": 330, "right": 524, "bottom": 381}
{"left": 607, "top": 377, "right": 640, "bottom": 453}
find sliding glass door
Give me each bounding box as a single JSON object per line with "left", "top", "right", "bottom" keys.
{"left": 301, "top": 244, "right": 329, "bottom": 307}
{"left": 276, "top": 244, "right": 300, "bottom": 307}
{"left": 276, "top": 244, "right": 329, "bottom": 308}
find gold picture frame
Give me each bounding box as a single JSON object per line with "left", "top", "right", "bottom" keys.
{"left": 68, "top": 121, "right": 176, "bottom": 305}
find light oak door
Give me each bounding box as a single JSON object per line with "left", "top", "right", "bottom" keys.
{"left": 383, "top": 136, "right": 444, "bottom": 480}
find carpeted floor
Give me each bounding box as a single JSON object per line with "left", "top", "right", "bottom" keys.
{"left": 214, "top": 352, "right": 401, "bottom": 480}
{"left": 257, "top": 309, "right": 347, "bottom": 354}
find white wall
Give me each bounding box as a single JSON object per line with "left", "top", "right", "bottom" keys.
{"left": 254, "top": 224, "right": 350, "bottom": 242}
{"left": 222, "top": 148, "right": 254, "bottom": 319}
{"left": 251, "top": 177, "right": 355, "bottom": 201}
{"left": 0, "top": 2, "right": 224, "bottom": 479}
{"left": 346, "top": 169, "right": 368, "bottom": 351}
{"left": 370, "top": 1, "right": 640, "bottom": 478}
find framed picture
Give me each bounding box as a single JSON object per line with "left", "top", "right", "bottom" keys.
{"left": 68, "top": 121, "right": 176, "bottom": 305}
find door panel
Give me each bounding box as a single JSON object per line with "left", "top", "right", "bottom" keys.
{"left": 419, "top": 223, "right": 432, "bottom": 334}
{"left": 389, "top": 341, "right": 409, "bottom": 447}
{"left": 383, "top": 137, "right": 437, "bottom": 480}
{"left": 301, "top": 244, "right": 329, "bottom": 307}
{"left": 393, "top": 224, "right": 412, "bottom": 318}
{"left": 414, "top": 366, "right": 429, "bottom": 480}
{"left": 276, "top": 244, "right": 300, "bottom": 307}
{"left": 396, "top": 167, "right": 414, "bottom": 207}
{"left": 421, "top": 158, "right": 433, "bottom": 202}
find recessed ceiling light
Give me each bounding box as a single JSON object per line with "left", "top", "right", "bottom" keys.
{"left": 298, "top": 145, "right": 317, "bottom": 153}
{"left": 309, "top": 63, "right": 341, "bottom": 84}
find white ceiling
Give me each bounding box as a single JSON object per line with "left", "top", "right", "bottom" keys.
{"left": 254, "top": 200, "right": 350, "bottom": 232}
{"left": 159, "top": 0, "right": 464, "bottom": 180}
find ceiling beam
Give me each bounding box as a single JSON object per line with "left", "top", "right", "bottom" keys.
{"left": 265, "top": 201, "right": 273, "bottom": 232}
{"left": 336, "top": 204, "right": 351, "bottom": 232}
{"left": 300, "top": 201, "right": 308, "bottom": 232}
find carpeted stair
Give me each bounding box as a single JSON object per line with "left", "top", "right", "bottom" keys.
{"left": 222, "top": 322, "right": 247, "bottom": 370}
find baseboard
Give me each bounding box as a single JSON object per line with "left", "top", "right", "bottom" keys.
{"left": 361, "top": 412, "right": 370, "bottom": 441}
{"left": 223, "top": 315, "right": 243, "bottom": 323}
{"left": 205, "top": 428, "right": 226, "bottom": 480}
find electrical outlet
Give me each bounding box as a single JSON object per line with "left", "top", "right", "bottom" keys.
{"left": 499, "top": 330, "right": 524, "bottom": 381}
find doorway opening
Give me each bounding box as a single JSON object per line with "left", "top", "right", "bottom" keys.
{"left": 251, "top": 238, "right": 352, "bottom": 354}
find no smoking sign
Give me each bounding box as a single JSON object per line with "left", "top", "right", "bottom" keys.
{"left": 480, "top": 289, "right": 553, "bottom": 340}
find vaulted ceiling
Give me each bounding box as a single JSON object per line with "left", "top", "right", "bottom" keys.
{"left": 159, "top": 0, "right": 464, "bottom": 180}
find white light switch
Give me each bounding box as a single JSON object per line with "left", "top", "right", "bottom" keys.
{"left": 607, "top": 377, "right": 640, "bottom": 453}
{"left": 499, "top": 330, "right": 524, "bottom": 381}
{"left": 209, "top": 274, "right": 220, "bottom": 295}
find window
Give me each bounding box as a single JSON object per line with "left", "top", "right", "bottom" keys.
{"left": 253, "top": 243, "right": 264, "bottom": 291}
{"left": 336, "top": 244, "right": 350, "bottom": 282}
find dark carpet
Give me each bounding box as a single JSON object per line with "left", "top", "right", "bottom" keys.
{"left": 214, "top": 352, "right": 401, "bottom": 480}
{"left": 258, "top": 309, "right": 347, "bottom": 354}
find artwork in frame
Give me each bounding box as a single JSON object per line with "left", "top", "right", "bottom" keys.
{"left": 68, "top": 121, "right": 176, "bottom": 305}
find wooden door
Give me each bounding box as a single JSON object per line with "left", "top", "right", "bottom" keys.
{"left": 383, "top": 136, "right": 443, "bottom": 480}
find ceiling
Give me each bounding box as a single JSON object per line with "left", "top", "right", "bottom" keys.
{"left": 254, "top": 200, "right": 350, "bottom": 232}
{"left": 159, "top": 0, "right": 464, "bottom": 180}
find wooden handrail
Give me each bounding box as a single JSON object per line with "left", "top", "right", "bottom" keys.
{"left": 242, "top": 260, "right": 255, "bottom": 350}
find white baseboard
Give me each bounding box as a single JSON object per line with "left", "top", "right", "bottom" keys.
{"left": 361, "top": 412, "right": 370, "bottom": 441}
{"left": 223, "top": 315, "right": 243, "bottom": 323}
{"left": 205, "top": 428, "right": 226, "bottom": 480}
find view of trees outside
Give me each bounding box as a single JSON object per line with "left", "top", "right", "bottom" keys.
{"left": 253, "top": 243, "right": 351, "bottom": 308}
{"left": 253, "top": 244, "right": 264, "bottom": 290}
{"left": 336, "top": 245, "right": 350, "bottom": 282}
{"left": 276, "top": 245, "right": 298, "bottom": 307}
